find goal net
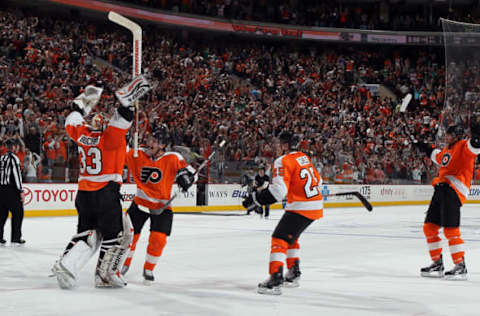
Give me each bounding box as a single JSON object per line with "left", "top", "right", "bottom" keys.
{"left": 438, "top": 18, "right": 480, "bottom": 146}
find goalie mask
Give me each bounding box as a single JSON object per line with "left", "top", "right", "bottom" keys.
{"left": 89, "top": 113, "right": 108, "bottom": 132}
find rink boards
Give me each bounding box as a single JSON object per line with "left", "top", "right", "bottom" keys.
{"left": 20, "top": 183, "right": 480, "bottom": 217}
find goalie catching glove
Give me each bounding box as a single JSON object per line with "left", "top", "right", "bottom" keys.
{"left": 176, "top": 167, "right": 196, "bottom": 192}
{"left": 72, "top": 85, "right": 103, "bottom": 116}
{"left": 115, "top": 75, "right": 152, "bottom": 109}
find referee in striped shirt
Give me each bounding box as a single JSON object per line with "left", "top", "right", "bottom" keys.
{"left": 0, "top": 138, "right": 25, "bottom": 245}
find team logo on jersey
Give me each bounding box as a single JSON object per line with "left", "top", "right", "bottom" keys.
{"left": 141, "top": 167, "right": 162, "bottom": 183}
{"left": 441, "top": 153, "right": 451, "bottom": 166}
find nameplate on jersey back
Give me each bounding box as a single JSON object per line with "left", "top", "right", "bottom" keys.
{"left": 78, "top": 135, "right": 100, "bottom": 146}
{"left": 296, "top": 155, "right": 309, "bottom": 166}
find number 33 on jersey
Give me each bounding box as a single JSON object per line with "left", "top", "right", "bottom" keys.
{"left": 270, "top": 152, "right": 323, "bottom": 220}
{"left": 65, "top": 111, "right": 131, "bottom": 191}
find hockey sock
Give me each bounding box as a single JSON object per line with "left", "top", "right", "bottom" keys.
{"left": 444, "top": 227, "right": 465, "bottom": 264}
{"left": 269, "top": 237, "right": 288, "bottom": 275}
{"left": 144, "top": 231, "right": 167, "bottom": 272}
{"left": 123, "top": 233, "right": 140, "bottom": 268}
{"left": 286, "top": 239, "right": 300, "bottom": 269}
{"left": 423, "top": 223, "right": 442, "bottom": 261}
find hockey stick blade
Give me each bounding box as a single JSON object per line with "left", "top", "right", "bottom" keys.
{"left": 327, "top": 191, "right": 373, "bottom": 211}
{"left": 399, "top": 93, "right": 412, "bottom": 113}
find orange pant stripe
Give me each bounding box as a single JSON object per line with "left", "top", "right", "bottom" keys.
{"left": 144, "top": 232, "right": 167, "bottom": 272}
{"left": 444, "top": 227, "right": 465, "bottom": 264}
{"left": 423, "top": 223, "right": 442, "bottom": 261}
{"left": 269, "top": 237, "right": 288, "bottom": 274}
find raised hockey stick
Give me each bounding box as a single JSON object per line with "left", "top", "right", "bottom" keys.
{"left": 399, "top": 93, "right": 416, "bottom": 143}
{"left": 325, "top": 191, "right": 373, "bottom": 212}
{"left": 150, "top": 140, "right": 227, "bottom": 215}
{"left": 108, "top": 11, "right": 142, "bottom": 157}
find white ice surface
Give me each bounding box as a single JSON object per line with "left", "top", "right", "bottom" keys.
{"left": 2, "top": 205, "right": 480, "bottom": 316}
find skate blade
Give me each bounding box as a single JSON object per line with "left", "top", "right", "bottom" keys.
{"left": 283, "top": 280, "right": 300, "bottom": 288}
{"left": 11, "top": 243, "right": 25, "bottom": 247}
{"left": 421, "top": 271, "right": 444, "bottom": 278}
{"left": 444, "top": 274, "right": 467, "bottom": 281}
{"left": 257, "top": 286, "right": 282, "bottom": 295}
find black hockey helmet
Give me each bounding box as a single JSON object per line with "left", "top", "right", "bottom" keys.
{"left": 446, "top": 124, "right": 463, "bottom": 138}
{"left": 278, "top": 131, "right": 300, "bottom": 149}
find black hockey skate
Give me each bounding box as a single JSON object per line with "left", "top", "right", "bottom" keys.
{"left": 284, "top": 260, "right": 301, "bottom": 288}
{"left": 143, "top": 269, "right": 154, "bottom": 285}
{"left": 444, "top": 259, "right": 467, "bottom": 281}
{"left": 420, "top": 256, "right": 444, "bottom": 278}
{"left": 257, "top": 268, "right": 283, "bottom": 295}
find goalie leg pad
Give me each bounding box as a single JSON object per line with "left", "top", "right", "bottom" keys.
{"left": 53, "top": 230, "right": 99, "bottom": 289}
{"left": 96, "top": 232, "right": 130, "bottom": 288}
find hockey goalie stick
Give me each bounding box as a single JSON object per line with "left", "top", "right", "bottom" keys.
{"left": 108, "top": 11, "right": 142, "bottom": 157}
{"left": 150, "top": 140, "right": 227, "bottom": 215}
{"left": 325, "top": 191, "right": 373, "bottom": 212}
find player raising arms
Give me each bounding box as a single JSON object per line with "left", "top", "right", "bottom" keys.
{"left": 242, "top": 131, "right": 323, "bottom": 295}
{"left": 415, "top": 121, "right": 480, "bottom": 280}
{"left": 121, "top": 132, "right": 195, "bottom": 284}
{"left": 52, "top": 80, "right": 148, "bottom": 289}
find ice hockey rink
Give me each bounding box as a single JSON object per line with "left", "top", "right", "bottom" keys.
{"left": 2, "top": 205, "right": 480, "bottom": 316}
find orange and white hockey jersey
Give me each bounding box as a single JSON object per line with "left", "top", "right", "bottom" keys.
{"left": 269, "top": 151, "right": 323, "bottom": 220}
{"left": 65, "top": 111, "right": 131, "bottom": 191}
{"left": 126, "top": 149, "right": 192, "bottom": 212}
{"left": 430, "top": 139, "right": 480, "bottom": 204}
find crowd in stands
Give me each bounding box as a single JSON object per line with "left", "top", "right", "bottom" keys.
{"left": 1, "top": 6, "right": 480, "bottom": 186}
{"left": 124, "top": 0, "right": 480, "bottom": 31}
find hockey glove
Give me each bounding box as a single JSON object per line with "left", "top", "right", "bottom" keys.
{"left": 413, "top": 141, "right": 434, "bottom": 157}
{"left": 115, "top": 75, "right": 151, "bottom": 109}
{"left": 470, "top": 118, "right": 480, "bottom": 148}
{"left": 176, "top": 168, "right": 195, "bottom": 192}
{"left": 72, "top": 85, "right": 103, "bottom": 116}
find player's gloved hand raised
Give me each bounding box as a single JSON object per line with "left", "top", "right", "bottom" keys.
{"left": 176, "top": 168, "right": 195, "bottom": 192}
{"left": 470, "top": 117, "right": 480, "bottom": 136}
{"left": 413, "top": 140, "right": 430, "bottom": 153}
{"left": 115, "top": 75, "right": 151, "bottom": 109}
{"left": 242, "top": 192, "right": 261, "bottom": 211}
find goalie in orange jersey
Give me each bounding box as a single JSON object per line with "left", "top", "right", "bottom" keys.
{"left": 121, "top": 132, "right": 196, "bottom": 284}
{"left": 414, "top": 120, "right": 480, "bottom": 281}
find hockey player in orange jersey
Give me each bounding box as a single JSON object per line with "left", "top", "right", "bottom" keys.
{"left": 242, "top": 131, "right": 323, "bottom": 295}
{"left": 52, "top": 80, "right": 149, "bottom": 289}
{"left": 415, "top": 122, "right": 480, "bottom": 280}
{"left": 121, "top": 132, "right": 195, "bottom": 284}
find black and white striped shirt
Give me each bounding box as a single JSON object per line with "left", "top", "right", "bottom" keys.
{"left": 0, "top": 151, "right": 22, "bottom": 190}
